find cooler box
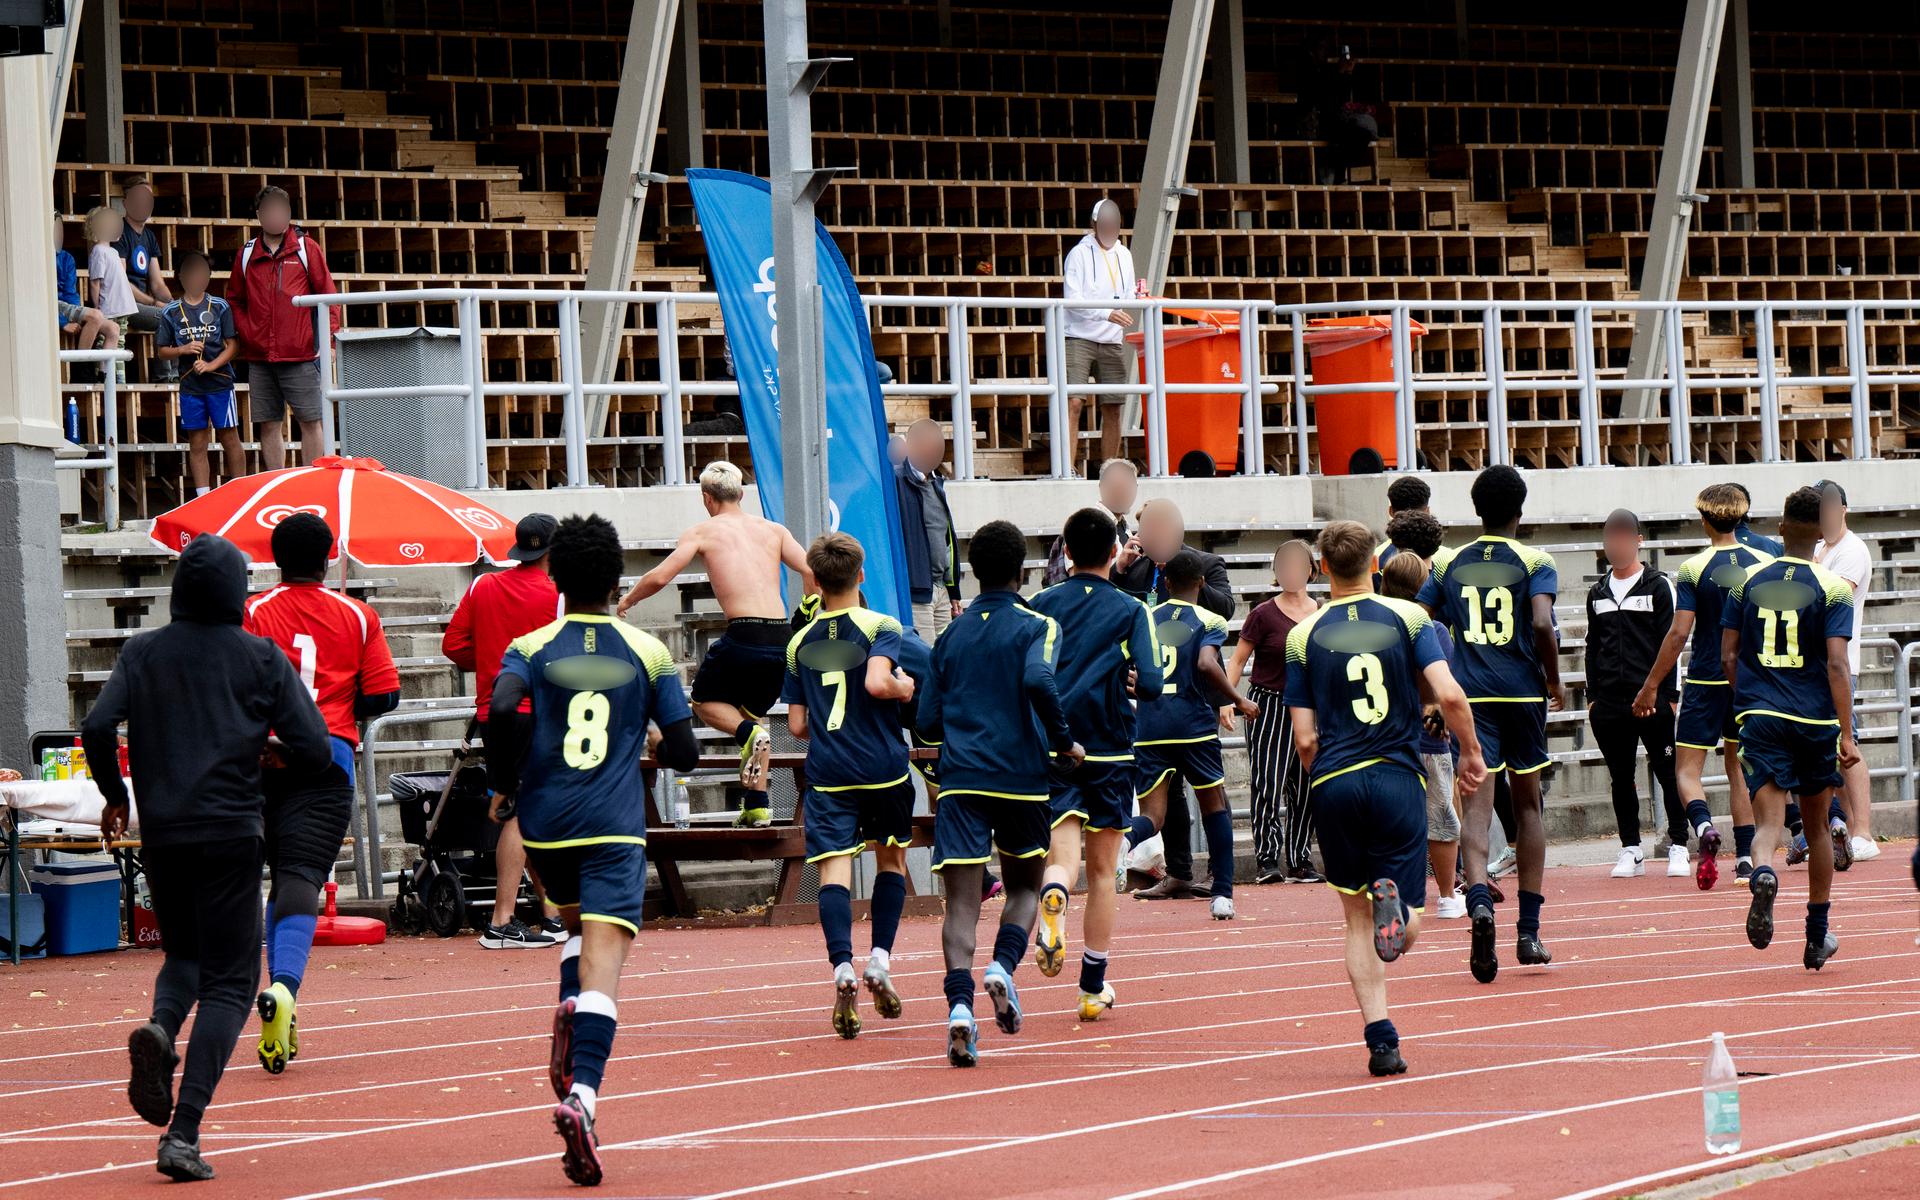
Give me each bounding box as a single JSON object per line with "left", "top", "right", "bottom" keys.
{"left": 1303, "top": 316, "right": 1426, "bottom": 474}
{"left": 0, "top": 891, "right": 48, "bottom": 960}
{"left": 29, "top": 862, "right": 122, "bottom": 955}
{"left": 1131, "top": 309, "right": 1243, "bottom": 475}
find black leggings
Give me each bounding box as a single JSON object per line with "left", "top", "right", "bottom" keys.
{"left": 145, "top": 838, "right": 265, "bottom": 1136}
{"left": 1590, "top": 708, "right": 1685, "bottom": 847}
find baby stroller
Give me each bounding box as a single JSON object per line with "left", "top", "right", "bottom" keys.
{"left": 389, "top": 728, "right": 523, "bottom": 937}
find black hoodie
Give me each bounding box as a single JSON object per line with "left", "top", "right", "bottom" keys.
{"left": 81, "top": 534, "right": 331, "bottom": 846}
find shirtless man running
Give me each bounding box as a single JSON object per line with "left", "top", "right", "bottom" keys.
{"left": 617, "top": 461, "right": 815, "bottom": 825}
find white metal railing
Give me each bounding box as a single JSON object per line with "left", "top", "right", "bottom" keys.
{"left": 55, "top": 349, "right": 133, "bottom": 531}
{"left": 296, "top": 289, "right": 1908, "bottom": 488}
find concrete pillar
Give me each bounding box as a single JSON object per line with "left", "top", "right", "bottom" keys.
{"left": 79, "top": 0, "right": 123, "bottom": 163}
{"left": 662, "top": 0, "right": 703, "bottom": 174}
{"left": 0, "top": 55, "right": 77, "bottom": 764}
{"left": 1716, "top": 0, "right": 1755, "bottom": 221}
{"left": 1208, "top": 0, "right": 1249, "bottom": 187}
{"left": 1132, "top": 0, "right": 1215, "bottom": 293}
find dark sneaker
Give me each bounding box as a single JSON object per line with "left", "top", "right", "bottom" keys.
{"left": 480, "top": 918, "right": 554, "bottom": 949}
{"left": 538, "top": 915, "right": 567, "bottom": 943}
{"left": 1287, "top": 862, "right": 1325, "bottom": 885}
{"left": 553, "top": 1094, "right": 602, "bottom": 1187}
{"left": 156, "top": 1131, "right": 213, "bottom": 1182}
{"left": 127, "top": 1022, "right": 178, "bottom": 1127}
{"left": 1469, "top": 904, "right": 1499, "bottom": 984}
{"left": 1255, "top": 863, "right": 1287, "bottom": 885}
{"left": 549, "top": 998, "right": 575, "bottom": 1100}
{"left": 1696, "top": 826, "right": 1722, "bottom": 891}
{"left": 1368, "top": 878, "right": 1407, "bottom": 963}
{"left": 1516, "top": 932, "right": 1553, "bottom": 966}
{"left": 1368, "top": 1045, "right": 1407, "bottom": 1077}
{"left": 1804, "top": 932, "right": 1840, "bottom": 971}
{"left": 1785, "top": 834, "right": 1809, "bottom": 866}
{"left": 1734, "top": 861, "right": 1754, "bottom": 882}
{"left": 1746, "top": 871, "right": 1778, "bottom": 950}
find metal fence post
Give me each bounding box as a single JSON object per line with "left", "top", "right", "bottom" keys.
{"left": 1846, "top": 304, "right": 1871, "bottom": 459}
{"left": 1574, "top": 306, "right": 1599, "bottom": 467}
{"left": 1482, "top": 306, "right": 1508, "bottom": 467}
{"left": 656, "top": 296, "right": 686, "bottom": 485}
{"left": 1144, "top": 304, "right": 1168, "bottom": 477}
{"left": 947, "top": 300, "right": 975, "bottom": 480}
{"left": 1755, "top": 304, "right": 1781, "bottom": 463}
{"left": 313, "top": 303, "right": 338, "bottom": 457}
{"left": 457, "top": 294, "right": 485, "bottom": 489}
{"left": 1289, "top": 309, "right": 1310, "bottom": 474}
{"left": 1238, "top": 302, "right": 1262, "bottom": 475}
{"left": 101, "top": 367, "right": 119, "bottom": 532}
{"left": 1389, "top": 306, "right": 1413, "bottom": 470}
{"left": 1900, "top": 641, "right": 1918, "bottom": 808}
{"left": 557, "top": 295, "right": 589, "bottom": 487}
{"left": 1664, "top": 305, "right": 1691, "bottom": 466}
{"left": 1045, "top": 306, "right": 1071, "bottom": 478}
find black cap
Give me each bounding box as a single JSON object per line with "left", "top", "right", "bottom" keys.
{"left": 509, "top": 513, "right": 558, "bottom": 562}
{"left": 1812, "top": 479, "right": 1848, "bottom": 506}
{"left": 1603, "top": 508, "right": 1641, "bottom": 533}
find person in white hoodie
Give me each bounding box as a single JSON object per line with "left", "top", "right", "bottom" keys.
{"left": 1062, "top": 198, "right": 1138, "bottom": 475}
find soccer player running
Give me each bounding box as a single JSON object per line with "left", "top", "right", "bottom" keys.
{"left": 1720, "top": 487, "right": 1858, "bottom": 971}
{"left": 242, "top": 514, "right": 400, "bottom": 1073}
{"left": 486, "top": 515, "right": 701, "bottom": 1185}
{"left": 616, "top": 461, "right": 814, "bottom": 827}
{"left": 1127, "top": 550, "right": 1260, "bottom": 923}
{"left": 783, "top": 533, "right": 917, "bottom": 1038}
{"left": 1286, "top": 522, "right": 1484, "bottom": 1076}
{"left": 919, "top": 520, "right": 1083, "bottom": 1065}
{"left": 1416, "top": 465, "right": 1564, "bottom": 983}
{"left": 1633, "top": 483, "right": 1771, "bottom": 888}
{"left": 1026, "top": 507, "right": 1163, "bottom": 1020}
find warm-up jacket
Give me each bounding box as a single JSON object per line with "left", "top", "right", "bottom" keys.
{"left": 223, "top": 227, "right": 342, "bottom": 363}
{"left": 82, "top": 535, "right": 331, "bottom": 846}
{"left": 1583, "top": 566, "right": 1679, "bottom": 718}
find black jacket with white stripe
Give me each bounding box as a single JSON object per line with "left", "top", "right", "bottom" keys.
{"left": 1584, "top": 565, "right": 1679, "bottom": 718}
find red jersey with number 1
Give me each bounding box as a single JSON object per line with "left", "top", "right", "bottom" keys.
{"left": 244, "top": 582, "right": 401, "bottom": 744}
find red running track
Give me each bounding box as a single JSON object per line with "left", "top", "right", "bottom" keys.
{"left": 0, "top": 849, "right": 1916, "bottom": 1199}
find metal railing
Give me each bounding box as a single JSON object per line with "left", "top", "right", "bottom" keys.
{"left": 297, "top": 288, "right": 1914, "bottom": 487}
{"left": 354, "top": 704, "right": 476, "bottom": 900}
{"left": 54, "top": 349, "right": 132, "bottom": 531}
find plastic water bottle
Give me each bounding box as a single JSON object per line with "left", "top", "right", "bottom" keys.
{"left": 1702, "top": 1031, "right": 1741, "bottom": 1154}
{"left": 671, "top": 777, "right": 692, "bottom": 829}
{"left": 64, "top": 398, "right": 80, "bottom": 444}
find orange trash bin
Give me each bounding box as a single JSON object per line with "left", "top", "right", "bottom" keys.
{"left": 1129, "top": 309, "right": 1243, "bottom": 475}
{"left": 1303, "top": 315, "right": 1425, "bottom": 475}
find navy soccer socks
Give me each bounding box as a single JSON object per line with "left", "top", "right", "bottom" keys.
{"left": 819, "top": 884, "right": 855, "bottom": 969}
{"left": 869, "top": 871, "right": 907, "bottom": 957}
{"left": 568, "top": 991, "right": 618, "bottom": 1118}
{"left": 1201, "top": 808, "right": 1235, "bottom": 897}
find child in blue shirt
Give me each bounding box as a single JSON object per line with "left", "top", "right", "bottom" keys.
{"left": 154, "top": 252, "right": 242, "bottom": 495}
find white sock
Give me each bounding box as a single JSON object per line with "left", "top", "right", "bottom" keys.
{"left": 194, "top": 486, "right": 209, "bottom": 496}
{"left": 568, "top": 1082, "right": 597, "bottom": 1119}
{"left": 868, "top": 947, "right": 890, "bottom": 972}
{"left": 1694, "top": 821, "right": 1714, "bottom": 840}
{"left": 561, "top": 935, "right": 582, "bottom": 963}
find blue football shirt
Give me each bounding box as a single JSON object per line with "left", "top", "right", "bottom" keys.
{"left": 782, "top": 606, "right": 910, "bottom": 791}
{"left": 1416, "top": 535, "right": 1559, "bottom": 703}
{"left": 1674, "top": 542, "right": 1772, "bottom": 685}
{"left": 1282, "top": 594, "right": 1447, "bottom": 787}
{"left": 1721, "top": 557, "right": 1853, "bottom": 726}
{"left": 1136, "top": 598, "right": 1229, "bottom": 745}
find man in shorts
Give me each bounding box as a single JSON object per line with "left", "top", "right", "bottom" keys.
{"left": 225, "top": 185, "right": 339, "bottom": 469}
{"left": 1061, "top": 198, "right": 1138, "bottom": 473}
{"left": 617, "top": 461, "right": 815, "bottom": 826}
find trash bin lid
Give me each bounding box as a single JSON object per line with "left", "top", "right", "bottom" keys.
{"left": 1302, "top": 315, "right": 1427, "bottom": 353}
{"left": 333, "top": 326, "right": 461, "bottom": 342}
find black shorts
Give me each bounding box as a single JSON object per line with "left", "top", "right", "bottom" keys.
{"left": 932, "top": 794, "right": 1050, "bottom": 871}
{"left": 524, "top": 838, "right": 647, "bottom": 936}
{"left": 804, "top": 780, "right": 916, "bottom": 863}
{"left": 1311, "top": 765, "right": 1429, "bottom": 911}
{"left": 1135, "top": 739, "right": 1227, "bottom": 799}
{"left": 689, "top": 618, "right": 791, "bottom": 717}
{"left": 1675, "top": 684, "right": 1739, "bottom": 750}
{"left": 1472, "top": 700, "right": 1551, "bottom": 776}
{"left": 1736, "top": 713, "right": 1842, "bottom": 798}
{"left": 1048, "top": 757, "right": 1136, "bottom": 832}
{"left": 262, "top": 761, "right": 355, "bottom": 886}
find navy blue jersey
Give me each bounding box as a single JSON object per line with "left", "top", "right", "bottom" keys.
{"left": 917, "top": 590, "right": 1074, "bottom": 801}
{"left": 499, "top": 615, "right": 690, "bottom": 845}
{"left": 1282, "top": 595, "right": 1447, "bottom": 787}
{"left": 781, "top": 606, "right": 909, "bottom": 791}
{"left": 1736, "top": 522, "right": 1784, "bottom": 558}
{"left": 156, "top": 295, "right": 236, "bottom": 393}
{"left": 1026, "top": 573, "right": 1164, "bottom": 757}
{"left": 1136, "top": 599, "right": 1229, "bottom": 745}
{"left": 1417, "top": 535, "right": 1559, "bottom": 703}
{"left": 1675, "top": 542, "right": 1772, "bottom": 685}
{"left": 1722, "top": 557, "right": 1853, "bottom": 726}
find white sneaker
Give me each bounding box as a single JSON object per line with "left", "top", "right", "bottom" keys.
{"left": 1850, "top": 836, "right": 1881, "bottom": 861}
{"left": 1126, "top": 833, "right": 1166, "bottom": 877}
{"left": 1487, "top": 847, "right": 1518, "bottom": 878}
{"left": 1210, "top": 895, "right": 1235, "bottom": 920}
{"left": 1434, "top": 893, "right": 1468, "bottom": 919}
{"left": 1610, "top": 848, "right": 1645, "bottom": 879}
{"left": 1666, "top": 844, "right": 1690, "bottom": 878}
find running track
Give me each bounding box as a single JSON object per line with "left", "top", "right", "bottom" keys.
{"left": 1, "top": 850, "right": 1916, "bottom": 1198}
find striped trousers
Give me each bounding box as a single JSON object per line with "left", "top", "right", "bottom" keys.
{"left": 1246, "top": 684, "right": 1312, "bottom": 870}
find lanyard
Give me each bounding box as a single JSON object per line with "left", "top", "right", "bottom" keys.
{"left": 1101, "top": 247, "right": 1122, "bottom": 293}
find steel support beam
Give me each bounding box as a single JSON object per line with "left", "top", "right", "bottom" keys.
{"left": 47, "top": 0, "right": 84, "bottom": 152}
{"left": 1715, "top": 0, "right": 1754, "bottom": 215}
{"left": 1208, "top": 0, "right": 1249, "bottom": 187}
{"left": 1131, "top": 0, "right": 1214, "bottom": 294}
{"left": 1622, "top": 0, "right": 1726, "bottom": 419}
{"left": 662, "top": 0, "right": 703, "bottom": 174}
{"left": 581, "top": 0, "right": 679, "bottom": 437}
{"left": 79, "top": 0, "right": 123, "bottom": 164}
{"left": 766, "top": 0, "right": 842, "bottom": 551}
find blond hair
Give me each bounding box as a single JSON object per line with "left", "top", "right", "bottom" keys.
{"left": 1696, "top": 482, "right": 1749, "bottom": 534}
{"left": 83, "top": 205, "right": 120, "bottom": 244}
{"left": 699, "top": 460, "right": 744, "bottom": 504}
{"left": 1379, "top": 552, "right": 1430, "bottom": 601}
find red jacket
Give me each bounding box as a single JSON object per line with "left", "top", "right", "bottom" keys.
{"left": 224, "top": 227, "right": 342, "bottom": 363}
{"left": 441, "top": 564, "right": 561, "bottom": 723}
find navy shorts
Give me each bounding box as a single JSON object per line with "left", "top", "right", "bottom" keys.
{"left": 932, "top": 793, "right": 1050, "bottom": 871}
{"left": 525, "top": 839, "right": 647, "bottom": 935}
{"left": 1048, "top": 758, "right": 1135, "bottom": 832}
{"left": 1736, "top": 713, "right": 1842, "bottom": 798}
{"left": 1472, "top": 700, "right": 1550, "bottom": 775}
{"left": 804, "top": 780, "right": 916, "bottom": 863}
{"left": 179, "top": 388, "right": 238, "bottom": 431}
{"left": 1675, "top": 684, "right": 1739, "bottom": 750}
{"left": 1311, "top": 765, "right": 1429, "bottom": 910}
{"left": 689, "top": 618, "right": 790, "bottom": 717}
{"left": 910, "top": 732, "right": 939, "bottom": 787}
{"left": 1135, "top": 739, "right": 1227, "bottom": 799}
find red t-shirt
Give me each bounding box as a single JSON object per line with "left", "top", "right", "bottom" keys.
{"left": 440, "top": 564, "right": 561, "bottom": 722}
{"left": 244, "top": 582, "right": 402, "bottom": 745}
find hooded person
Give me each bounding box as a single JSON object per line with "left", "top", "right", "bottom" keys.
{"left": 82, "top": 533, "right": 331, "bottom": 1182}
{"left": 1062, "top": 197, "right": 1139, "bottom": 473}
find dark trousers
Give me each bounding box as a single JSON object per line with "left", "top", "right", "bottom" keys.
{"left": 1589, "top": 707, "right": 1685, "bottom": 847}
{"left": 1162, "top": 777, "right": 1194, "bottom": 880}
{"left": 146, "top": 838, "right": 265, "bottom": 1133}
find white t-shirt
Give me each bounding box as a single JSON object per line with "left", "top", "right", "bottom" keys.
{"left": 88, "top": 243, "right": 137, "bottom": 319}
{"left": 1814, "top": 531, "right": 1871, "bottom": 674}
{"left": 1606, "top": 566, "right": 1644, "bottom": 605}
{"left": 1062, "top": 233, "right": 1135, "bottom": 344}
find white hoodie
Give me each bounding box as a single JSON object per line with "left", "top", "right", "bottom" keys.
{"left": 1063, "top": 232, "right": 1135, "bottom": 344}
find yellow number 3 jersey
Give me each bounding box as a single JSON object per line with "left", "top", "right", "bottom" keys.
{"left": 500, "top": 614, "right": 691, "bottom": 845}
{"left": 1721, "top": 557, "right": 1853, "bottom": 726}
{"left": 1282, "top": 595, "right": 1448, "bottom": 787}
{"left": 1417, "top": 535, "right": 1559, "bottom": 703}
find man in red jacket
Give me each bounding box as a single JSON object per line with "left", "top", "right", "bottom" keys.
{"left": 225, "top": 186, "right": 341, "bottom": 470}
{"left": 443, "top": 513, "right": 566, "bottom": 948}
